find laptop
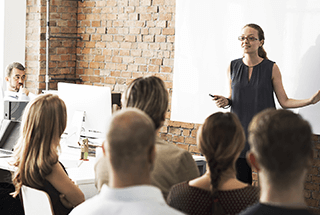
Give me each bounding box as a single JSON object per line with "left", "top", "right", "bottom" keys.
{"left": 0, "top": 120, "right": 21, "bottom": 157}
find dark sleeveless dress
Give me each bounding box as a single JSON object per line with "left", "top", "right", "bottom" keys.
{"left": 39, "top": 162, "right": 72, "bottom": 215}
{"left": 231, "top": 58, "right": 275, "bottom": 158}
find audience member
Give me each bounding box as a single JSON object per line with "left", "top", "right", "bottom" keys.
{"left": 0, "top": 80, "right": 3, "bottom": 119}
{"left": 95, "top": 76, "right": 199, "bottom": 199}
{"left": 167, "top": 112, "right": 259, "bottom": 215}
{"left": 71, "top": 108, "right": 184, "bottom": 215}
{"left": 11, "top": 94, "right": 84, "bottom": 215}
{"left": 240, "top": 109, "right": 314, "bottom": 215}
{"left": 4, "top": 62, "right": 35, "bottom": 101}
{"left": 0, "top": 63, "right": 30, "bottom": 214}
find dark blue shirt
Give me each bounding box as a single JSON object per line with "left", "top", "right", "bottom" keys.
{"left": 239, "top": 203, "right": 314, "bottom": 215}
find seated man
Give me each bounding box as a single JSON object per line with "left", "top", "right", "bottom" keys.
{"left": 0, "top": 63, "right": 27, "bottom": 215}
{"left": 0, "top": 82, "right": 3, "bottom": 119}
{"left": 95, "top": 76, "right": 199, "bottom": 199}
{"left": 4, "top": 62, "right": 35, "bottom": 101}
{"left": 71, "top": 108, "right": 183, "bottom": 215}
{"left": 240, "top": 109, "right": 314, "bottom": 215}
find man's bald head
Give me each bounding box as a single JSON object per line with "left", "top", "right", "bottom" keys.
{"left": 105, "top": 108, "right": 156, "bottom": 172}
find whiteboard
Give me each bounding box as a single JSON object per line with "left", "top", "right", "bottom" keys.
{"left": 171, "top": 0, "right": 320, "bottom": 134}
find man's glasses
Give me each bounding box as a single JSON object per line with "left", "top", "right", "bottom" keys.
{"left": 238, "top": 36, "right": 259, "bottom": 42}
{"left": 13, "top": 75, "right": 26, "bottom": 81}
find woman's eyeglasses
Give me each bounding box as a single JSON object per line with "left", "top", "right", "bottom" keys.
{"left": 238, "top": 36, "right": 259, "bottom": 42}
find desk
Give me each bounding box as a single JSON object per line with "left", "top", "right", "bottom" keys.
{"left": 0, "top": 141, "right": 98, "bottom": 200}
{"left": 1, "top": 143, "right": 206, "bottom": 200}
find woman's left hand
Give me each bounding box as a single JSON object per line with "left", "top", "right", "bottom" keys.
{"left": 60, "top": 194, "right": 74, "bottom": 209}
{"left": 310, "top": 90, "right": 320, "bottom": 105}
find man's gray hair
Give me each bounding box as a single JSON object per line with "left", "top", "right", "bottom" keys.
{"left": 6, "top": 62, "right": 25, "bottom": 77}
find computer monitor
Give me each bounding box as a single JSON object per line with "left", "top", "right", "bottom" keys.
{"left": 0, "top": 120, "right": 21, "bottom": 151}
{"left": 4, "top": 101, "right": 28, "bottom": 121}
{"left": 58, "top": 83, "right": 112, "bottom": 139}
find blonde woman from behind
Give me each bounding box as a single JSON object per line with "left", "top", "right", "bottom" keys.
{"left": 11, "top": 94, "right": 84, "bottom": 215}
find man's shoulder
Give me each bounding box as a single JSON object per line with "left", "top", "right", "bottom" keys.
{"left": 4, "top": 90, "right": 36, "bottom": 101}
{"left": 239, "top": 203, "right": 263, "bottom": 215}
{"left": 154, "top": 137, "right": 197, "bottom": 171}
{"left": 69, "top": 194, "right": 105, "bottom": 215}
{"left": 4, "top": 91, "right": 19, "bottom": 100}
{"left": 239, "top": 203, "right": 314, "bottom": 215}
{"left": 155, "top": 137, "right": 189, "bottom": 155}
{"left": 70, "top": 188, "right": 184, "bottom": 215}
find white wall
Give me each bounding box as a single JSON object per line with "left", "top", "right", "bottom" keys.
{"left": 171, "top": 0, "right": 320, "bottom": 134}
{"left": 0, "top": 0, "right": 5, "bottom": 95}
{"left": 0, "top": 0, "right": 26, "bottom": 119}
{"left": 1, "top": 0, "right": 26, "bottom": 91}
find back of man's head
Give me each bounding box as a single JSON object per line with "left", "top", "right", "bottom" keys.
{"left": 248, "top": 109, "right": 312, "bottom": 187}
{"left": 6, "top": 62, "right": 25, "bottom": 77}
{"left": 123, "top": 76, "right": 168, "bottom": 130}
{"left": 105, "top": 108, "right": 155, "bottom": 173}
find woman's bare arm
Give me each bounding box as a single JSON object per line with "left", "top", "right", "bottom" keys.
{"left": 46, "top": 163, "right": 85, "bottom": 208}
{"left": 272, "top": 64, "right": 320, "bottom": 108}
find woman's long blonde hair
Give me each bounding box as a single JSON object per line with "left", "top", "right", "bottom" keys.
{"left": 11, "top": 94, "right": 67, "bottom": 197}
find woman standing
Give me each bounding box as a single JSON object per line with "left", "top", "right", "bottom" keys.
{"left": 167, "top": 112, "right": 259, "bottom": 215}
{"left": 213, "top": 23, "right": 320, "bottom": 184}
{"left": 11, "top": 94, "right": 85, "bottom": 215}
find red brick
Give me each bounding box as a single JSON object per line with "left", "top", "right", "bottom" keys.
{"left": 176, "top": 144, "right": 188, "bottom": 151}
{"left": 167, "top": 121, "right": 195, "bottom": 129}
{"left": 88, "top": 76, "right": 100, "bottom": 83}
{"left": 148, "top": 65, "right": 159, "bottom": 73}
{"left": 161, "top": 66, "right": 172, "bottom": 73}
{"left": 162, "top": 28, "right": 175, "bottom": 35}
{"left": 155, "top": 35, "right": 166, "bottom": 42}
{"left": 153, "top": 0, "right": 165, "bottom": 5}
{"left": 185, "top": 137, "right": 196, "bottom": 145}
{"left": 159, "top": 13, "right": 172, "bottom": 21}
{"left": 306, "top": 199, "right": 318, "bottom": 207}
{"left": 305, "top": 182, "right": 320, "bottom": 191}
{"left": 169, "top": 127, "right": 181, "bottom": 135}
{"left": 189, "top": 145, "right": 200, "bottom": 154}
{"left": 104, "top": 77, "right": 116, "bottom": 84}
{"left": 173, "top": 135, "right": 185, "bottom": 144}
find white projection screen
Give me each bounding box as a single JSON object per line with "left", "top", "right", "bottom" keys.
{"left": 171, "top": 0, "right": 320, "bottom": 134}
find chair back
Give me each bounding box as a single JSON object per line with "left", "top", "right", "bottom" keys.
{"left": 21, "top": 185, "right": 54, "bottom": 215}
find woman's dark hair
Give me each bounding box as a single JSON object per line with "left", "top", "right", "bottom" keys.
{"left": 198, "top": 112, "right": 245, "bottom": 214}
{"left": 244, "top": 23, "right": 268, "bottom": 59}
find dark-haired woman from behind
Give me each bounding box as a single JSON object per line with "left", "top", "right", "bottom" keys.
{"left": 167, "top": 112, "right": 259, "bottom": 215}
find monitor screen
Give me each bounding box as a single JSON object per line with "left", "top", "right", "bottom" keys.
{"left": 4, "top": 101, "right": 28, "bottom": 121}
{"left": 58, "top": 83, "right": 112, "bottom": 139}
{"left": 0, "top": 120, "right": 21, "bottom": 151}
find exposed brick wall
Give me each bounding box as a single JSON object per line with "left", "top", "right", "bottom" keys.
{"left": 306, "top": 135, "right": 320, "bottom": 212}
{"left": 24, "top": 0, "right": 320, "bottom": 211}
{"left": 25, "top": 0, "right": 43, "bottom": 94}
{"left": 75, "top": 0, "right": 193, "bottom": 151}
{"left": 46, "top": 0, "right": 78, "bottom": 89}
{"left": 26, "top": 0, "right": 79, "bottom": 93}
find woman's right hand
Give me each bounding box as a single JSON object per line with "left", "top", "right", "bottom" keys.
{"left": 213, "top": 95, "right": 229, "bottom": 108}
{"left": 310, "top": 90, "right": 320, "bottom": 105}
